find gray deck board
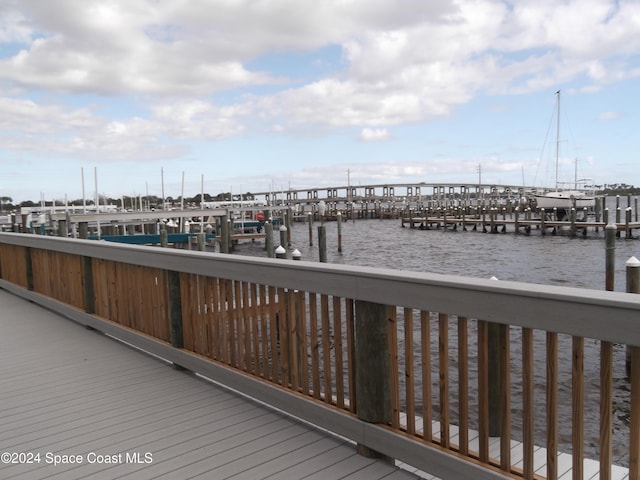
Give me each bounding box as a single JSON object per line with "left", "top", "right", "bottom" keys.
{"left": 0, "top": 289, "right": 418, "bottom": 480}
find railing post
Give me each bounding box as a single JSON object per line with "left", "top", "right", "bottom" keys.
{"left": 24, "top": 247, "right": 34, "bottom": 291}
{"left": 354, "top": 300, "right": 392, "bottom": 462}
{"left": 488, "top": 322, "right": 501, "bottom": 437}
{"left": 168, "top": 270, "right": 184, "bottom": 351}
{"left": 629, "top": 258, "right": 640, "bottom": 480}
{"left": 488, "top": 276, "right": 501, "bottom": 437}
{"left": 82, "top": 256, "right": 95, "bottom": 315}
{"left": 626, "top": 257, "right": 640, "bottom": 378}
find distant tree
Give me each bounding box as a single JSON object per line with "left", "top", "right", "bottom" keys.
{"left": 1, "top": 196, "right": 14, "bottom": 212}
{"left": 214, "top": 192, "right": 232, "bottom": 201}
{"left": 190, "top": 193, "right": 213, "bottom": 204}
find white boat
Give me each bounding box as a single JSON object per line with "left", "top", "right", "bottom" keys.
{"left": 533, "top": 188, "right": 595, "bottom": 210}
{"left": 532, "top": 90, "right": 596, "bottom": 212}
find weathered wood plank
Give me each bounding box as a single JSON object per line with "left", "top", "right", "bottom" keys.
{"left": 0, "top": 290, "right": 418, "bottom": 480}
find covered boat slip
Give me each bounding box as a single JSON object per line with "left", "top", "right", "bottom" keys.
{"left": 0, "top": 289, "right": 420, "bottom": 480}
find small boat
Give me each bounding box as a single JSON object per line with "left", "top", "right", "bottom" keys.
{"left": 532, "top": 90, "right": 596, "bottom": 212}
{"left": 533, "top": 187, "right": 595, "bottom": 210}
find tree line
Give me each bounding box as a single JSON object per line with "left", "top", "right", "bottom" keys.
{"left": 0, "top": 192, "right": 256, "bottom": 213}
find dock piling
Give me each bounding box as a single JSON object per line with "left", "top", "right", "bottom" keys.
{"left": 354, "top": 300, "right": 392, "bottom": 462}
{"left": 605, "top": 224, "right": 617, "bottom": 292}
{"left": 337, "top": 212, "right": 343, "bottom": 253}
{"left": 318, "top": 225, "right": 327, "bottom": 263}
{"left": 265, "top": 221, "right": 274, "bottom": 258}
{"left": 279, "top": 225, "right": 288, "bottom": 252}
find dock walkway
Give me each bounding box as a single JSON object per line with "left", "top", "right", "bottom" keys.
{"left": 0, "top": 289, "right": 422, "bottom": 480}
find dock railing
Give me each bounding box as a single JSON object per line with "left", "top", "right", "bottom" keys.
{"left": 1, "top": 231, "right": 639, "bottom": 480}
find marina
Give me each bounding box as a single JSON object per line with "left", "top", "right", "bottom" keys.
{"left": 3, "top": 4, "right": 640, "bottom": 479}
{"left": 1, "top": 227, "right": 640, "bottom": 480}
{"left": 1, "top": 188, "right": 640, "bottom": 480}
{"left": 2, "top": 183, "right": 638, "bottom": 243}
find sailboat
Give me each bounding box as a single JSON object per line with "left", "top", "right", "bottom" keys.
{"left": 532, "top": 90, "right": 596, "bottom": 211}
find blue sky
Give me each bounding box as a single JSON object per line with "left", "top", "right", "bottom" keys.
{"left": 0, "top": 0, "right": 639, "bottom": 202}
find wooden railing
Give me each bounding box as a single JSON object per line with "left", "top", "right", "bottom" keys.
{"left": 1, "top": 231, "right": 640, "bottom": 480}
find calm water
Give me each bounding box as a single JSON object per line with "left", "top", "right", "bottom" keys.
{"left": 238, "top": 215, "right": 639, "bottom": 291}
{"left": 231, "top": 209, "right": 639, "bottom": 466}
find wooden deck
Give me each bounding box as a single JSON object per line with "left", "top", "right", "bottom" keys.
{"left": 0, "top": 289, "right": 422, "bottom": 480}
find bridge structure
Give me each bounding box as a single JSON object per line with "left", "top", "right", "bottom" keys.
{"left": 252, "top": 183, "right": 538, "bottom": 207}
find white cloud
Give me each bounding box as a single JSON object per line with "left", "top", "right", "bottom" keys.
{"left": 0, "top": 0, "right": 639, "bottom": 179}
{"left": 358, "top": 128, "right": 390, "bottom": 141}
{"left": 599, "top": 111, "right": 622, "bottom": 121}
{"left": 0, "top": 95, "right": 247, "bottom": 161}
{"left": 3, "top": 0, "right": 635, "bottom": 104}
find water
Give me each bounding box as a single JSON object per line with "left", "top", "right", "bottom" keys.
{"left": 238, "top": 217, "right": 639, "bottom": 291}
{"left": 231, "top": 213, "right": 639, "bottom": 466}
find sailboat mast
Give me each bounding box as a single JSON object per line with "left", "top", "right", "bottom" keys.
{"left": 555, "top": 90, "right": 560, "bottom": 189}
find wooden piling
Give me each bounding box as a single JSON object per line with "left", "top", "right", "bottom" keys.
{"left": 337, "top": 212, "right": 343, "bottom": 253}
{"left": 617, "top": 208, "right": 622, "bottom": 237}
{"left": 220, "top": 215, "right": 229, "bottom": 253}
{"left": 308, "top": 213, "right": 313, "bottom": 246}
{"left": 160, "top": 227, "right": 168, "bottom": 248}
{"left": 605, "top": 223, "right": 617, "bottom": 292}
{"left": 279, "top": 225, "right": 287, "bottom": 251}
{"left": 57, "top": 219, "right": 67, "bottom": 237}
{"left": 79, "top": 222, "right": 89, "bottom": 240}
{"left": 286, "top": 208, "right": 292, "bottom": 246}
{"left": 265, "top": 221, "right": 274, "bottom": 258}
{"left": 197, "top": 232, "right": 206, "bottom": 251}
{"left": 318, "top": 225, "right": 327, "bottom": 263}
{"left": 354, "top": 300, "right": 392, "bottom": 462}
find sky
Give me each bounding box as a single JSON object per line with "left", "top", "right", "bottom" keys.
{"left": 0, "top": 0, "right": 639, "bottom": 203}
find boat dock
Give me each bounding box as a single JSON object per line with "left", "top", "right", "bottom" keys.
{"left": 0, "top": 289, "right": 422, "bottom": 480}
{"left": 3, "top": 182, "right": 638, "bottom": 242}
{"left": 401, "top": 206, "right": 640, "bottom": 238}
{"left": 1, "top": 232, "right": 639, "bottom": 480}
